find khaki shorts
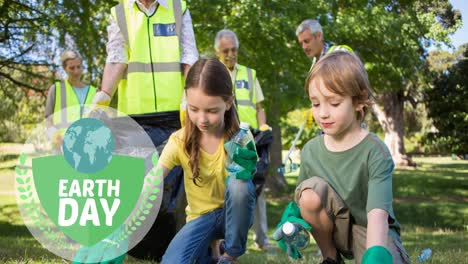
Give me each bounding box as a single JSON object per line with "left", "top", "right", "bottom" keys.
{"left": 295, "top": 176, "right": 412, "bottom": 264}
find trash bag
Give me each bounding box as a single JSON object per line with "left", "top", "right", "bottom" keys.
{"left": 112, "top": 112, "right": 187, "bottom": 262}
{"left": 252, "top": 129, "right": 273, "bottom": 196}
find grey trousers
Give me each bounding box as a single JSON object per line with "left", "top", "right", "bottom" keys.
{"left": 252, "top": 189, "right": 269, "bottom": 247}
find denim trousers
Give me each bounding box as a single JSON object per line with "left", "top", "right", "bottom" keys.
{"left": 161, "top": 176, "right": 256, "bottom": 264}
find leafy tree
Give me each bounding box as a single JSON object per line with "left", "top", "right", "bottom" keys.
{"left": 0, "top": 0, "right": 114, "bottom": 141}
{"left": 425, "top": 44, "right": 468, "bottom": 157}
{"left": 191, "top": 0, "right": 461, "bottom": 189}
{"left": 1, "top": 0, "right": 463, "bottom": 188}
{"left": 191, "top": 1, "right": 317, "bottom": 189}
{"left": 326, "top": 0, "right": 461, "bottom": 166}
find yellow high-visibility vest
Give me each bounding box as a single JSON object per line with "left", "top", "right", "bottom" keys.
{"left": 233, "top": 64, "right": 258, "bottom": 129}
{"left": 327, "top": 44, "right": 353, "bottom": 54}
{"left": 52, "top": 80, "right": 96, "bottom": 125}
{"left": 111, "top": 0, "right": 186, "bottom": 115}
{"left": 310, "top": 44, "right": 354, "bottom": 70}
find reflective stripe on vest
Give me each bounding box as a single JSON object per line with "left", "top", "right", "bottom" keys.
{"left": 327, "top": 44, "right": 353, "bottom": 54}
{"left": 234, "top": 64, "right": 258, "bottom": 129}
{"left": 52, "top": 80, "right": 96, "bottom": 126}
{"left": 310, "top": 44, "right": 354, "bottom": 72}
{"left": 112, "top": 0, "right": 186, "bottom": 115}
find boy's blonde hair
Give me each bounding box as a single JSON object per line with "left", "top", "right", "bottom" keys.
{"left": 305, "top": 51, "right": 373, "bottom": 122}
{"left": 60, "top": 50, "right": 82, "bottom": 68}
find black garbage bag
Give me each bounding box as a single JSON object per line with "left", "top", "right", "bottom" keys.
{"left": 111, "top": 112, "right": 187, "bottom": 262}
{"left": 251, "top": 129, "right": 273, "bottom": 196}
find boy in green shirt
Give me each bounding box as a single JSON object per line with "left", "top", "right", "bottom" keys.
{"left": 274, "top": 51, "right": 411, "bottom": 264}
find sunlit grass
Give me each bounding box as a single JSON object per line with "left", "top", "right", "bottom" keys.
{"left": 0, "top": 145, "right": 467, "bottom": 263}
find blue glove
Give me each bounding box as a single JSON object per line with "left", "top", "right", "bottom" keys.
{"left": 362, "top": 246, "right": 392, "bottom": 264}
{"left": 272, "top": 202, "right": 311, "bottom": 259}
{"left": 224, "top": 140, "right": 258, "bottom": 180}
{"left": 72, "top": 226, "right": 128, "bottom": 264}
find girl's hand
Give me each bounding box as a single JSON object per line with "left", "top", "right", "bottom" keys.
{"left": 224, "top": 140, "right": 258, "bottom": 180}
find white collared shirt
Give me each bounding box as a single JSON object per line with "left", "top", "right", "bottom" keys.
{"left": 106, "top": 0, "right": 198, "bottom": 65}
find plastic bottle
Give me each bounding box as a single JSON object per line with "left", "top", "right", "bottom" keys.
{"left": 282, "top": 221, "right": 310, "bottom": 249}
{"left": 225, "top": 122, "right": 254, "bottom": 173}
{"left": 416, "top": 248, "right": 432, "bottom": 262}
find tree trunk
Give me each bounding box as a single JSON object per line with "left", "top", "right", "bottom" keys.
{"left": 266, "top": 108, "right": 288, "bottom": 192}
{"left": 371, "top": 91, "right": 415, "bottom": 167}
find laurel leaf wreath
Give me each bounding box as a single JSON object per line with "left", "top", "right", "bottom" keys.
{"left": 114, "top": 152, "right": 161, "bottom": 244}
{"left": 16, "top": 153, "right": 64, "bottom": 245}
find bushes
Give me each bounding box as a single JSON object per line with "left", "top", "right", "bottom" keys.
{"left": 0, "top": 94, "right": 45, "bottom": 143}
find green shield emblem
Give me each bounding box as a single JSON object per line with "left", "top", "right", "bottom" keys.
{"left": 32, "top": 155, "right": 145, "bottom": 246}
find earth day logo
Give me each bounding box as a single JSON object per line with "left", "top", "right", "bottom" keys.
{"left": 62, "top": 118, "right": 115, "bottom": 174}
{"left": 15, "top": 105, "right": 163, "bottom": 262}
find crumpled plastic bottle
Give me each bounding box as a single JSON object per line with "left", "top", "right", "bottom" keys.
{"left": 416, "top": 248, "right": 432, "bottom": 262}
{"left": 225, "top": 122, "right": 254, "bottom": 173}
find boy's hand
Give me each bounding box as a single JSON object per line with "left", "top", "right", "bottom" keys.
{"left": 224, "top": 140, "right": 258, "bottom": 180}
{"left": 272, "top": 201, "right": 311, "bottom": 259}
{"left": 362, "top": 246, "right": 392, "bottom": 264}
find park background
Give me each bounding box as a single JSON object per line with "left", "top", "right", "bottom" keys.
{"left": 0, "top": 0, "right": 467, "bottom": 263}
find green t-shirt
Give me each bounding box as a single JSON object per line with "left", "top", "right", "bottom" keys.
{"left": 298, "top": 133, "right": 401, "bottom": 236}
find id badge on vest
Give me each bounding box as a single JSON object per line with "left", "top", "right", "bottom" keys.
{"left": 153, "top": 23, "right": 176, "bottom": 36}
{"left": 236, "top": 80, "right": 249, "bottom": 90}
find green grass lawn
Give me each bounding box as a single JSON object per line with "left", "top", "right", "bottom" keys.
{"left": 0, "top": 144, "right": 467, "bottom": 263}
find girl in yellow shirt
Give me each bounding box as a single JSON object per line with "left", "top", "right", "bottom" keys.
{"left": 159, "top": 58, "right": 257, "bottom": 264}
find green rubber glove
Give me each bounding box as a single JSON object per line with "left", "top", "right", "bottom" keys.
{"left": 272, "top": 201, "right": 311, "bottom": 259}
{"left": 224, "top": 140, "right": 258, "bottom": 180}
{"left": 362, "top": 246, "right": 393, "bottom": 264}
{"left": 72, "top": 226, "right": 127, "bottom": 264}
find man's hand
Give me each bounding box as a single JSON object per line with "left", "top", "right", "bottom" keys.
{"left": 84, "top": 91, "right": 112, "bottom": 119}
{"left": 362, "top": 246, "right": 393, "bottom": 264}
{"left": 272, "top": 201, "right": 311, "bottom": 259}
{"left": 259, "top": 124, "right": 272, "bottom": 132}
{"left": 93, "top": 90, "right": 112, "bottom": 106}
{"left": 47, "top": 127, "right": 65, "bottom": 149}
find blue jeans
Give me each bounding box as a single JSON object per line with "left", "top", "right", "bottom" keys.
{"left": 161, "top": 176, "right": 256, "bottom": 264}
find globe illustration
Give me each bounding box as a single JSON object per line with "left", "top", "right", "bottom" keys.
{"left": 62, "top": 118, "right": 114, "bottom": 174}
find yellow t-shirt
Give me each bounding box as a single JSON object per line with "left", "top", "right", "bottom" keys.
{"left": 159, "top": 128, "right": 228, "bottom": 222}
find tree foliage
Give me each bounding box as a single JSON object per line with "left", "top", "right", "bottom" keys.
{"left": 0, "top": 0, "right": 114, "bottom": 141}
{"left": 425, "top": 44, "right": 468, "bottom": 156}
{"left": 0, "top": 0, "right": 463, "bottom": 181}
{"left": 190, "top": 0, "right": 461, "bottom": 171}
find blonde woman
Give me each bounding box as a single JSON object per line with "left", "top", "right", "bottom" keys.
{"left": 45, "top": 50, "right": 97, "bottom": 126}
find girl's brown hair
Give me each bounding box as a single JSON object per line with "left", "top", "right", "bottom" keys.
{"left": 183, "top": 58, "right": 240, "bottom": 186}
{"left": 305, "top": 51, "right": 373, "bottom": 121}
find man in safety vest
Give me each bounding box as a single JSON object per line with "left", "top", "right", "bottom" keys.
{"left": 214, "top": 29, "right": 272, "bottom": 251}
{"left": 296, "top": 19, "right": 353, "bottom": 71}
{"left": 87, "top": 0, "right": 198, "bottom": 262}
{"left": 295, "top": 19, "right": 354, "bottom": 130}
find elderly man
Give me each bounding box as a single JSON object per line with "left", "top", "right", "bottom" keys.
{"left": 296, "top": 19, "right": 352, "bottom": 69}
{"left": 214, "top": 29, "right": 272, "bottom": 252}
